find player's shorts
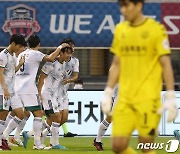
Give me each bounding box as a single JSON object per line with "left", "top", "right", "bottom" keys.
{"left": 18, "top": 94, "right": 42, "bottom": 111}
{"left": 112, "top": 99, "right": 161, "bottom": 138}
{"left": 57, "top": 96, "right": 69, "bottom": 110}
{"left": 42, "top": 97, "right": 60, "bottom": 116}
{"left": 0, "top": 93, "right": 22, "bottom": 111}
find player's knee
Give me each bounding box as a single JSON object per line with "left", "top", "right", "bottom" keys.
{"left": 33, "top": 110, "right": 44, "bottom": 117}
{"left": 16, "top": 112, "right": 24, "bottom": 120}
{"left": 112, "top": 141, "right": 128, "bottom": 153}
{"left": 0, "top": 110, "right": 9, "bottom": 120}
{"left": 24, "top": 111, "right": 31, "bottom": 118}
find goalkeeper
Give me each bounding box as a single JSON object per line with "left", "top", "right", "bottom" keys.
{"left": 101, "top": 0, "right": 177, "bottom": 154}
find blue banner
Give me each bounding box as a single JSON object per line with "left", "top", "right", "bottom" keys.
{"left": 0, "top": 2, "right": 161, "bottom": 47}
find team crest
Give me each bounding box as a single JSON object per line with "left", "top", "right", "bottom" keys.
{"left": 2, "top": 4, "right": 40, "bottom": 39}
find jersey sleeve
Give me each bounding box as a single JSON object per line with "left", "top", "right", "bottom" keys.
{"left": 0, "top": 53, "right": 7, "bottom": 68}
{"left": 41, "top": 62, "right": 53, "bottom": 75}
{"left": 110, "top": 24, "right": 121, "bottom": 57}
{"left": 73, "top": 58, "right": 79, "bottom": 73}
{"left": 33, "top": 51, "right": 46, "bottom": 62}
{"left": 155, "top": 23, "right": 171, "bottom": 56}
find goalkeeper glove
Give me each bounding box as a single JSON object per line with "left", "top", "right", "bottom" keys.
{"left": 101, "top": 87, "right": 113, "bottom": 115}
{"left": 158, "top": 90, "right": 178, "bottom": 123}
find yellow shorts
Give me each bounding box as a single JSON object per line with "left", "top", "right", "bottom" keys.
{"left": 112, "top": 99, "right": 161, "bottom": 138}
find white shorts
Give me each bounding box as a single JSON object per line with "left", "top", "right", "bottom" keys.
{"left": 42, "top": 97, "right": 60, "bottom": 114}
{"left": 18, "top": 94, "right": 42, "bottom": 111}
{"left": 0, "top": 93, "right": 22, "bottom": 111}
{"left": 57, "top": 97, "right": 69, "bottom": 110}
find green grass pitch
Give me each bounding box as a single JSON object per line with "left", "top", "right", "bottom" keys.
{"left": 1, "top": 136, "right": 179, "bottom": 154}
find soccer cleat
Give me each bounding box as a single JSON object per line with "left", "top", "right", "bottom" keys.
{"left": 8, "top": 141, "right": 18, "bottom": 147}
{"left": 174, "top": 130, "right": 180, "bottom": 140}
{"left": 10, "top": 137, "right": 23, "bottom": 146}
{"left": 93, "top": 138, "right": 103, "bottom": 151}
{"left": 22, "top": 131, "right": 29, "bottom": 148}
{"left": 51, "top": 144, "right": 67, "bottom": 150}
{"left": 2, "top": 139, "right": 11, "bottom": 150}
{"left": 64, "top": 132, "right": 77, "bottom": 137}
{"left": 33, "top": 144, "right": 51, "bottom": 150}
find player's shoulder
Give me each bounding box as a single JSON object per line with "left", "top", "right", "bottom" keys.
{"left": 114, "top": 21, "right": 129, "bottom": 33}
{"left": 147, "top": 18, "right": 165, "bottom": 29}
{"left": 68, "top": 56, "right": 79, "bottom": 64}
{"left": 0, "top": 49, "right": 9, "bottom": 59}
{"left": 0, "top": 49, "right": 8, "bottom": 55}
{"left": 44, "top": 61, "right": 54, "bottom": 67}
{"left": 71, "top": 56, "right": 79, "bottom": 62}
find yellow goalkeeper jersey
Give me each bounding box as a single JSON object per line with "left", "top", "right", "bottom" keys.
{"left": 110, "top": 18, "right": 171, "bottom": 104}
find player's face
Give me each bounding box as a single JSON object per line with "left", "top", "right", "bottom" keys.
{"left": 63, "top": 50, "right": 73, "bottom": 62}
{"left": 70, "top": 43, "right": 75, "bottom": 53}
{"left": 119, "top": 0, "right": 142, "bottom": 22}
{"left": 13, "top": 43, "right": 25, "bottom": 53}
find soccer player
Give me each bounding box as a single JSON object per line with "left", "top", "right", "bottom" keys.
{"left": 39, "top": 38, "right": 79, "bottom": 144}
{"left": 61, "top": 38, "right": 79, "bottom": 137}
{"left": 14, "top": 34, "right": 70, "bottom": 150}
{"left": 101, "top": 0, "right": 177, "bottom": 154}
{"left": 38, "top": 46, "right": 73, "bottom": 149}
{"left": 0, "top": 34, "right": 26, "bottom": 150}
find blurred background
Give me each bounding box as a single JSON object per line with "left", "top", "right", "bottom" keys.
{"left": 0, "top": 0, "right": 179, "bottom": 90}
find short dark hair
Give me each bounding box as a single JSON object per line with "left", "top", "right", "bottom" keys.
{"left": 118, "top": 0, "right": 144, "bottom": 5}
{"left": 10, "top": 34, "right": 26, "bottom": 46}
{"left": 61, "top": 46, "right": 73, "bottom": 53}
{"left": 27, "top": 34, "right": 40, "bottom": 48}
{"left": 60, "top": 38, "right": 75, "bottom": 46}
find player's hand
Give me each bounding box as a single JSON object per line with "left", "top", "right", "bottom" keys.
{"left": 19, "top": 55, "right": 25, "bottom": 66}
{"left": 3, "top": 88, "right": 10, "bottom": 100}
{"left": 101, "top": 87, "right": 113, "bottom": 115}
{"left": 62, "top": 79, "right": 69, "bottom": 85}
{"left": 158, "top": 90, "right": 178, "bottom": 123}
{"left": 58, "top": 43, "right": 70, "bottom": 50}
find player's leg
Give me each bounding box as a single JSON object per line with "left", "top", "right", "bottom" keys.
{"left": 2, "top": 94, "right": 24, "bottom": 150}
{"left": 49, "top": 112, "right": 67, "bottom": 149}
{"left": 48, "top": 97, "right": 67, "bottom": 149}
{"left": 60, "top": 99, "right": 77, "bottom": 137}
{"left": 112, "top": 102, "right": 137, "bottom": 154}
{"left": 94, "top": 116, "right": 112, "bottom": 151}
{"left": 137, "top": 100, "right": 161, "bottom": 154}
{"left": 12, "top": 111, "right": 30, "bottom": 146}
{"left": 20, "top": 94, "right": 44, "bottom": 149}
{"left": 40, "top": 99, "right": 54, "bottom": 145}
{"left": 0, "top": 108, "right": 9, "bottom": 150}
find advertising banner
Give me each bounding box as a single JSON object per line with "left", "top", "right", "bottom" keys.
{"left": 0, "top": 2, "right": 179, "bottom": 47}
{"left": 21, "top": 91, "right": 180, "bottom": 136}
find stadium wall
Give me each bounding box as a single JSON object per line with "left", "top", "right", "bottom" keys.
{"left": 16, "top": 90, "right": 180, "bottom": 136}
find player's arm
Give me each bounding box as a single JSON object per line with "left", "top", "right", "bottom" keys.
{"left": 37, "top": 71, "right": 47, "bottom": 101}
{"left": 43, "top": 43, "right": 70, "bottom": 62}
{"left": 0, "top": 68, "right": 10, "bottom": 100}
{"left": 62, "top": 72, "right": 79, "bottom": 85}
{"left": 106, "top": 55, "right": 120, "bottom": 89}
{"left": 15, "top": 55, "right": 25, "bottom": 73}
{"left": 160, "top": 55, "right": 174, "bottom": 90}
{"left": 101, "top": 55, "right": 120, "bottom": 115}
